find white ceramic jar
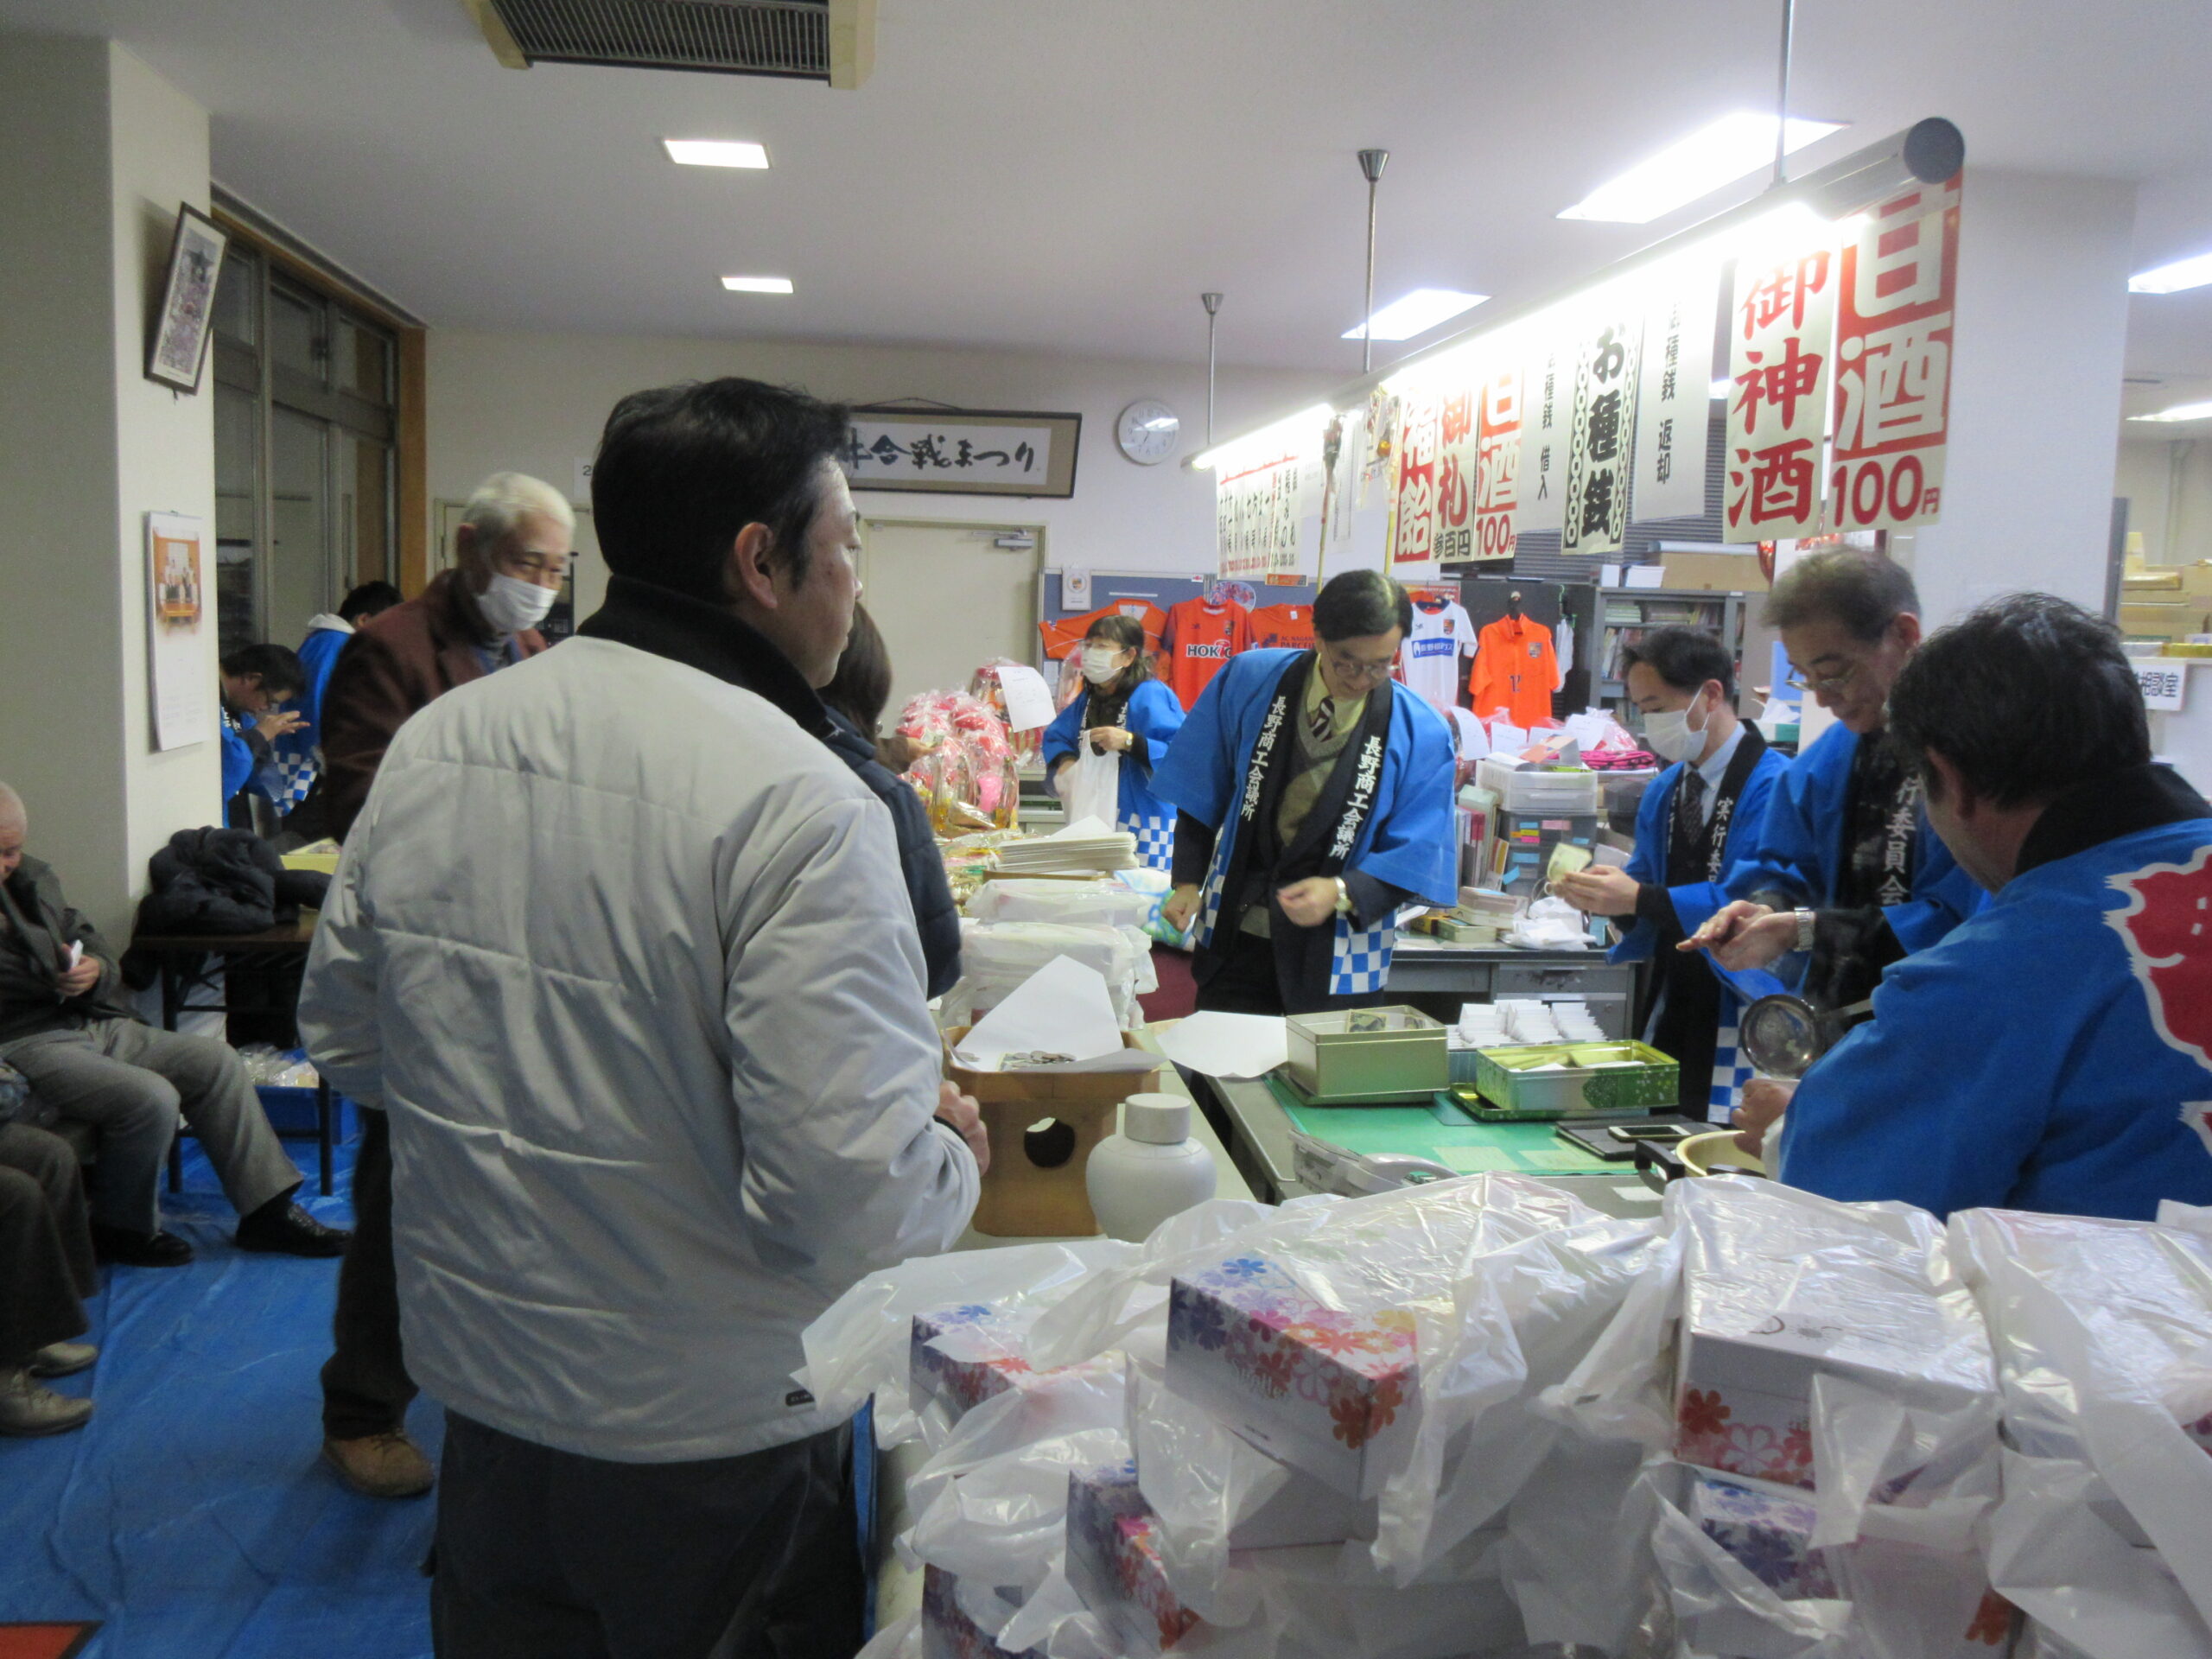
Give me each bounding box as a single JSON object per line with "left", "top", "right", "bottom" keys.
{"left": 1084, "top": 1091, "right": 1217, "bottom": 1243}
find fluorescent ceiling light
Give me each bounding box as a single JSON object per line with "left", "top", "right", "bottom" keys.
{"left": 2130, "top": 251, "right": 2212, "bottom": 295}
{"left": 1559, "top": 113, "right": 1848, "bottom": 225}
{"left": 1192, "top": 404, "right": 1334, "bottom": 472}
{"left": 2129, "top": 398, "right": 2212, "bottom": 423}
{"left": 665, "top": 138, "right": 769, "bottom": 168}
{"left": 1344, "top": 287, "right": 1489, "bottom": 342}
{"left": 721, "top": 275, "right": 794, "bottom": 294}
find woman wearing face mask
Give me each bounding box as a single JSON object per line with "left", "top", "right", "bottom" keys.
{"left": 1039, "top": 614, "right": 1185, "bottom": 869}
{"left": 1555, "top": 626, "right": 1789, "bottom": 1122}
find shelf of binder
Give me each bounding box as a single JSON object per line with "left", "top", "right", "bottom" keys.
{"left": 1595, "top": 586, "right": 1754, "bottom": 699}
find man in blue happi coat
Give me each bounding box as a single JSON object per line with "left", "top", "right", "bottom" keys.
{"left": 1737, "top": 594, "right": 2212, "bottom": 1222}
{"left": 1557, "top": 626, "right": 1789, "bottom": 1121}
{"left": 1156, "top": 570, "right": 1456, "bottom": 1015}
{"left": 1692, "top": 550, "right": 1981, "bottom": 1010}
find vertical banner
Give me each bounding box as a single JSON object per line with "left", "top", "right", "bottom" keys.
{"left": 1517, "top": 337, "right": 1568, "bottom": 537}
{"left": 1387, "top": 391, "right": 1444, "bottom": 576}
{"left": 1829, "top": 175, "right": 1962, "bottom": 531}
{"left": 1431, "top": 385, "right": 1478, "bottom": 563}
{"left": 146, "top": 512, "right": 213, "bottom": 752}
{"left": 1724, "top": 232, "right": 1838, "bottom": 542}
{"left": 1473, "top": 365, "right": 1522, "bottom": 562}
{"left": 1215, "top": 448, "right": 1309, "bottom": 580}
{"left": 1632, "top": 259, "right": 1720, "bottom": 521}
{"left": 1561, "top": 308, "right": 1642, "bottom": 556}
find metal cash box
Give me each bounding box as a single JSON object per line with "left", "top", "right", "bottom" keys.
{"left": 1283, "top": 1006, "right": 1449, "bottom": 1103}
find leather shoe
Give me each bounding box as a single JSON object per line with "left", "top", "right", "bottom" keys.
{"left": 235, "top": 1202, "right": 351, "bottom": 1257}
{"left": 323, "top": 1430, "right": 435, "bottom": 1498}
{"left": 90, "top": 1222, "right": 194, "bottom": 1268}
{"left": 29, "top": 1340, "right": 97, "bottom": 1378}
{"left": 0, "top": 1366, "right": 93, "bottom": 1436}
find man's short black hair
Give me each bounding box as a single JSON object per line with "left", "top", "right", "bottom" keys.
{"left": 221, "top": 643, "right": 306, "bottom": 699}
{"left": 1764, "top": 550, "right": 1920, "bottom": 641}
{"left": 590, "top": 377, "right": 852, "bottom": 604}
{"left": 1620, "top": 626, "right": 1735, "bottom": 701}
{"left": 1887, "top": 594, "right": 2151, "bottom": 810}
{"left": 338, "top": 581, "right": 403, "bottom": 624}
{"left": 1313, "top": 570, "right": 1413, "bottom": 644}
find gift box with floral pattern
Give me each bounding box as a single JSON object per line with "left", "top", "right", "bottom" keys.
{"left": 921, "top": 1564, "right": 1043, "bottom": 1659}
{"left": 1065, "top": 1461, "right": 1204, "bottom": 1656}
{"left": 910, "top": 1301, "right": 1043, "bottom": 1426}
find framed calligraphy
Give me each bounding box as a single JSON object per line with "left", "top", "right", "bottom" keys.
{"left": 843, "top": 406, "right": 1082, "bottom": 498}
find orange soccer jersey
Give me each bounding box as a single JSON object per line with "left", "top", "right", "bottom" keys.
{"left": 1469, "top": 613, "right": 1560, "bottom": 728}
{"left": 1248, "top": 602, "right": 1316, "bottom": 651}
{"left": 1159, "top": 597, "right": 1251, "bottom": 708}
{"left": 1038, "top": 600, "right": 1166, "bottom": 661}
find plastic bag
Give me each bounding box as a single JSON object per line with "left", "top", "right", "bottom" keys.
{"left": 1112, "top": 866, "right": 1192, "bottom": 950}
{"left": 1063, "top": 745, "right": 1121, "bottom": 834}
{"left": 944, "top": 922, "right": 1157, "bottom": 1032}
{"left": 967, "top": 880, "right": 1156, "bottom": 932}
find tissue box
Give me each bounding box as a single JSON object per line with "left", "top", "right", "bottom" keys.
{"left": 1164, "top": 1255, "right": 1420, "bottom": 1500}
{"left": 1687, "top": 1470, "right": 2018, "bottom": 1655}
{"left": 1216, "top": 1423, "right": 1379, "bottom": 1548}
{"left": 1065, "top": 1462, "right": 1204, "bottom": 1655}
{"left": 910, "top": 1303, "right": 1040, "bottom": 1425}
{"left": 1673, "top": 1185, "right": 1995, "bottom": 1491}
{"left": 921, "top": 1565, "right": 1042, "bottom": 1659}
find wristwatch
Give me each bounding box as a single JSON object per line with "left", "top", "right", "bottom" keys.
{"left": 1794, "top": 909, "right": 1817, "bottom": 953}
{"left": 1332, "top": 877, "right": 1354, "bottom": 919}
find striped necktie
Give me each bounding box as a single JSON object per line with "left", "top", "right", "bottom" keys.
{"left": 1309, "top": 696, "right": 1335, "bottom": 742}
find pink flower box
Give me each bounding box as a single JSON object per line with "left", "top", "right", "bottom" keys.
{"left": 921, "top": 1565, "right": 1042, "bottom": 1659}
{"left": 1065, "top": 1462, "right": 1205, "bottom": 1656}
{"left": 910, "top": 1302, "right": 1041, "bottom": 1426}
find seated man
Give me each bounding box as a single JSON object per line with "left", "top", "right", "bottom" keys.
{"left": 219, "top": 644, "right": 309, "bottom": 828}
{"left": 1733, "top": 595, "right": 2212, "bottom": 1221}
{"left": 0, "top": 1108, "right": 99, "bottom": 1436}
{"left": 0, "top": 784, "right": 349, "bottom": 1266}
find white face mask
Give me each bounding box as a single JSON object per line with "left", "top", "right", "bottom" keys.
{"left": 476, "top": 572, "right": 556, "bottom": 636}
{"left": 1643, "top": 694, "right": 1710, "bottom": 766}
{"left": 1080, "top": 644, "right": 1126, "bottom": 685}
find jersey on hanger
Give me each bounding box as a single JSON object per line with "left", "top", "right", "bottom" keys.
{"left": 1159, "top": 596, "right": 1252, "bottom": 709}
{"left": 1038, "top": 600, "right": 1166, "bottom": 662}
{"left": 1397, "top": 596, "right": 1474, "bottom": 714}
{"left": 1248, "top": 602, "right": 1315, "bottom": 652}
{"left": 1469, "top": 613, "right": 1560, "bottom": 728}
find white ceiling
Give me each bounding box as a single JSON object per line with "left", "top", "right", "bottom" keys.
{"left": 7, "top": 0, "right": 2212, "bottom": 390}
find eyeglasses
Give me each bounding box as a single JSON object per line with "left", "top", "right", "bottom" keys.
{"left": 1785, "top": 660, "right": 1860, "bottom": 697}
{"left": 1325, "top": 652, "right": 1398, "bottom": 684}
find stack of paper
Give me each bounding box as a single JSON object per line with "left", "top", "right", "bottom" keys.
{"left": 995, "top": 815, "right": 1139, "bottom": 874}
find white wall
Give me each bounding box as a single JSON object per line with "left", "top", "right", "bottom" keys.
{"left": 2118, "top": 435, "right": 2212, "bottom": 565}
{"left": 427, "top": 330, "right": 1332, "bottom": 587}
{"left": 0, "top": 38, "right": 218, "bottom": 941}
{"left": 1909, "top": 169, "right": 2137, "bottom": 626}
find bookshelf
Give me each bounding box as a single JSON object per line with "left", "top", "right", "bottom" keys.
{"left": 1596, "top": 587, "right": 1753, "bottom": 707}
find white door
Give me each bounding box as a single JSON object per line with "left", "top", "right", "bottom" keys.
{"left": 860, "top": 518, "right": 1043, "bottom": 720}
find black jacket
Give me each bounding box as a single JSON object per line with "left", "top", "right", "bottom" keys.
{"left": 129, "top": 828, "right": 329, "bottom": 944}
{"left": 0, "top": 856, "right": 134, "bottom": 1044}
{"left": 822, "top": 709, "right": 964, "bottom": 999}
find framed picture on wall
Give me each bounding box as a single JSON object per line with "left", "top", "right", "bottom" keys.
{"left": 843, "top": 405, "right": 1082, "bottom": 498}
{"left": 145, "top": 204, "right": 228, "bottom": 394}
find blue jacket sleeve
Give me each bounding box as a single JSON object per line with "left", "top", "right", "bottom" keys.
{"left": 1152, "top": 654, "right": 1268, "bottom": 830}
{"left": 1887, "top": 832, "right": 1985, "bottom": 954}
{"left": 1125, "top": 681, "right": 1185, "bottom": 782}
{"left": 296, "top": 628, "right": 348, "bottom": 735}
{"left": 1351, "top": 699, "right": 1458, "bottom": 907}
{"left": 1726, "top": 749, "right": 1827, "bottom": 909}
{"left": 1607, "top": 769, "right": 1675, "bottom": 966}
{"left": 1040, "top": 692, "right": 1087, "bottom": 772}
{"left": 220, "top": 721, "right": 254, "bottom": 799}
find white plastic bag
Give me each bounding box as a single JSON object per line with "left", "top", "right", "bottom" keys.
{"left": 1065, "top": 744, "right": 1122, "bottom": 833}
{"left": 967, "top": 880, "right": 1156, "bottom": 931}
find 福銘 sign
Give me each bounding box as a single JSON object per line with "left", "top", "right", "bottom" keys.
{"left": 1725, "top": 228, "right": 1838, "bottom": 542}
{"left": 842, "top": 407, "right": 1082, "bottom": 498}
{"left": 1562, "top": 308, "right": 1643, "bottom": 556}
{"left": 1828, "top": 175, "right": 1961, "bottom": 532}
{"left": 1387, "top": 391, "right": 1446, "bottom": 576}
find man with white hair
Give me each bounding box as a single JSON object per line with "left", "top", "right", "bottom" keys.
{"left": 313, "top": 470, "right": 570, "bottom": 1499}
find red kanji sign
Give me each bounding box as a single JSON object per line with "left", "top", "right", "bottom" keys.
{"left": 1388, "top": 393, "right": 1444, "bottom": 574}
{"left": 1828, "top": 175, "right": 1961, "bottom": 531}
{"left": 1725, "top": 232, "right": 1836, "bottom": 542}
{"left": 1473, "top": 366, "right": 1522, "bottom": 563}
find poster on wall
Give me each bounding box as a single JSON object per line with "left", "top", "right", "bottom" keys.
{"left": 1632, "top": 258, "right": 1720, "bottom": 522}
{"left": 1473, "top": 365, "right": 1522, "bottom": 561}
{"left": 1561, "top": 307, "right": 1643, "bottom": 556}
{"left": 1724, "top": 230, "right": 1838, "bottom": 542}
{"left": 1827, "top": 175, "right": 1962, "bottom": 532}
{"left": 1516, "top": 338, "right": 1568, "bottom": 537}
{"left": 146, "top": 512, "right": 213, "bottom": 752}
{"left": 1387, "top": 391, "right": 1445, "bottom": 576}
{"left": 1215, "top": 447, "right": 1314, "bottom": 579}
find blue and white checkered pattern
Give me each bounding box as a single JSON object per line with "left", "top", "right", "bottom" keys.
{"left": 1329, "top": 917, "right": 1395, "bottom": 997}
{"left": 1195, "top": 837, "right": 1232, "bottom": 949}
{"left": 1125, "top": 805, "right": 1175, "bottom": 873}
{"left": 1706, "top": 1007, "right": 1754, "bottom": 1124}
{"left": 268, "top": 741, "right": 319, "bottom": 810}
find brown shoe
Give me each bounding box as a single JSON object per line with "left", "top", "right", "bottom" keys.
{"left": 323, "top": 1429, "right": 435, "bottom": 1498}
{"left": 0, "top": 1366, "right": 93, "bottom": 1436}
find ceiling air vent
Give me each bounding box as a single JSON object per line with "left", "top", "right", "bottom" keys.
{"left": 465, "top": 0, "right": 874, "bottom": 87}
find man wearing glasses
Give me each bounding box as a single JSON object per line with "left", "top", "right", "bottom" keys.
{"left": 1158, "top": 570, "right": 1457, "bottom": 1015}
{"left": 1688, "top": 550, "right": 1981, "bottom": 1011}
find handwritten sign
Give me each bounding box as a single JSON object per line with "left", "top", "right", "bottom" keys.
{"left": 842, "top": 409, "right": 1081, "bottom": 498}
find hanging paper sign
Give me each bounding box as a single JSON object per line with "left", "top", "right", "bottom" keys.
{"left": 1633, "top": 259, "right": 1720, "bottom": 521}
{"left": 1357, "top": 386, "right": 1399, "bottom": 507}
{"left": 1431, "top": 385, "right": 1478, "bottom": 563}
{"left": 1724, "top": 232, "right": 1838, "bottom": 542}
{"left": 1562, "top": 308, "right": 1642, "bottom": 556}
{"left": 1216, "top": 449, "right": 1306, "bottom": 579}
{"left": 1517, "top": 337, "right": 1568, "bottom": 537}
{"left": 1828, "top": 175, "right": 1962, "bottom": 531}
{"left": 1473, "top": 365, "right": 1522, "bottom": 561}
{"left": 1387, "top": 391, "right": 1444, "bottom": 575}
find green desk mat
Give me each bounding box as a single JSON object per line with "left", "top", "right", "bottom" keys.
{"left": 1265, "top": 1077, "right": 1614, "bottom": 1176}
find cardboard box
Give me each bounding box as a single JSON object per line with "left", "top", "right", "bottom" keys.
{"left": 921, "top": 1565, "right": 1042, "bottom": 1659}
{"left": 1660, "top": 550, "right": 1770, "bottom": 592}
{"left": 1065, "top": 1462, "right": 1204, "bottom": 1655}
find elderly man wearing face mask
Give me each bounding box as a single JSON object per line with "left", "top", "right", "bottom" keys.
{"left": 309, "top": 470, "right": 570, "bottom": 1500}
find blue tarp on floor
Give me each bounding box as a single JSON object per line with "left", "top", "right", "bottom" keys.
{"left": 1, "top": 1128, "right": 439, "bottom": 1658}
